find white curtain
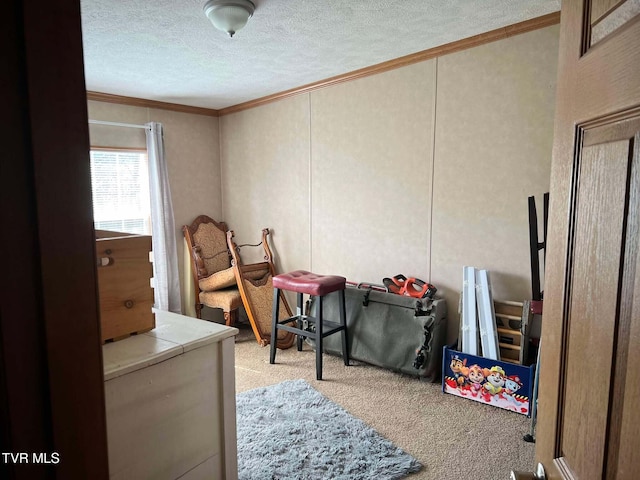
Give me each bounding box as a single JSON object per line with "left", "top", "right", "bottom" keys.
{"left": 146, "top": 122, "right": 181, "bottom": 313}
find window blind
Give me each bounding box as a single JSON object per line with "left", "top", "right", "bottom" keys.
{"left": 90, "top": 150, "right": 151, "bottom": 235}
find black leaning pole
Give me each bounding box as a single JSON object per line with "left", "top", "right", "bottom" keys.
{"left": 528, "top": 193, "right": 549, "bottom": 302}
{"left": 524, "top": 193, "right": 549, "bottom": 443}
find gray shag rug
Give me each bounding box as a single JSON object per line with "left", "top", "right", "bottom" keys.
{"left": 236, "top": 379, "right": 422, "bottom": 480}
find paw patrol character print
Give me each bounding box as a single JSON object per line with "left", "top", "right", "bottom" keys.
{"left": 504, "top": 375, "right": 523, "bottom": 396}
{"left": 483, "top": 366, "right": 506, "bottom": 395}
{"left": 467, "top": 364, "right": 487, "bottom": 395}
{"left": 450, "top": 355, "right": 469, "bottom": 386}
{"left": 504, "top": 374, "right": 525, "bottom": 407}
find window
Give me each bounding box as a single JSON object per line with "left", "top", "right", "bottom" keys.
{"left": 90, "top": 149, "right": 151, "bottom": 235}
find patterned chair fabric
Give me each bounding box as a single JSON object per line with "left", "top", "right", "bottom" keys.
{"left": 199, "top": 267, "right": 236, "bottom": 292}
{"left": 182, "top": 215, "right": 242, "bottom": 325}
{"left": 193, "top": 221, "right": 231, "bottom": 278}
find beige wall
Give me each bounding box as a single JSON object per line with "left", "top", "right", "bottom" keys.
{"left": 87, "top": 101, "right": 221, "bottom": 313}
{"left": 85, "top": 25, "right": 560, "bottom": 334}
{"left": 220, "top": 96, "right": 311, "bottom": 272}
{"left": 220, "top": 25, "right": 559, "bottom": 341}
{"left": 310, "top": 61, "right": 436, "bottom": 281}
{"left": 431, "top": 26, "right": 559, "bottom": 325}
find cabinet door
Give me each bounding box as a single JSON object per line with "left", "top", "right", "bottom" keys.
{"left": 105, "top": 345, "right": 222, "bottom": 479}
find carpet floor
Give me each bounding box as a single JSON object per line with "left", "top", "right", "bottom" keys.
{"left": 233, "top": 323, "right": 535, "bottom": 480}
{"left": 237, "top": 379, "right": 421, "bottom": 480}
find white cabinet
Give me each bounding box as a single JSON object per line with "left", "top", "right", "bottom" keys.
{"left": 103, "top": 310, "right": 238, "bottom": 479}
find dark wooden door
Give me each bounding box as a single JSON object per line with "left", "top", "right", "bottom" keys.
{"left": 536, "top": 0, "right": 640, "bottom": 478}
{"left": 3, "top": 1, "right": 109, "bottom": 478}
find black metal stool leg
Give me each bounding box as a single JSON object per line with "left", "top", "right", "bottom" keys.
{"left": 270, "top": 271, "right": 348, "bottom": 380}
{"left": 339, "top": 289, "right": 349, "bottom": 366}
{"left": 270, "top": 287, "right": 280, "bottom": 364}
{"left": 316, "top": 296, "right": 324, "bottom": 380}
{"left": 296, "top": 292, "right": 304, "bottom": 351}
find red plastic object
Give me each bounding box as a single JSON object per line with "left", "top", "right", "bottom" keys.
{"left": 402, "top": 278, "right": 437, "bottom": 299}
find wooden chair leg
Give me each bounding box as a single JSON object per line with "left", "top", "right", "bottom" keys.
{"left": 224, "top": 309, "right": 238, "bottom": 326}
{"left": 195, "top": 303, "right": 202, "bottom": 319}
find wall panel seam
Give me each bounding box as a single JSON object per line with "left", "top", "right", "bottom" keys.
{"left": 428, "top": 58, "right": 439, "bottom": 283}
{"left": 219, "top": 118, "right": 225, "bottom": 218}
{"left": 308, "top": 93, "right": 313, "bottom": 271}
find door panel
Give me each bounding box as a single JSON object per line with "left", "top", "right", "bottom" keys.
{"left": 589, "top": 0, "right": 640, "bottom": 47}
{"left": 560, "top": 137, "right": 630, "bottom": 478}
{"left": 590, "top": 0, "right": 625, "bottom": 23}
{"left": 610, "top": 133, "right": 640, "bottom": 479}
{"left": 555, "top": 121, "right": 640, "bottom": 479}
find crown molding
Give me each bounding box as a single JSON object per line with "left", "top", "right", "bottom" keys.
{"left": 217, "top": 11, "right": 560, "bottom": 116}
{"left": 86, "top": 91, "right": 220, "bottom": 117}
{"left": 87, "top": 11, "right": 560, "bottom": 118}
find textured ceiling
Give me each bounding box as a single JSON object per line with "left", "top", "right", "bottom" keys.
{"left": 80, "top": 0, "right": 561, "bottom": 110}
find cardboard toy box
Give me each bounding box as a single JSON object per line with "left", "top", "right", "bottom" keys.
{"left": 442, "top": 347, "right": 535, "bottom": 416}
{"left": 95, "top": 230, "right": 155, "bottom": 343}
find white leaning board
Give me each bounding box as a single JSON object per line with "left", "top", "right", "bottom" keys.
{"left": 475, "top": 269, "right": 500, "bottom": 360}
{"left": 461, "top": 266, "right": 478, "bottom": 355}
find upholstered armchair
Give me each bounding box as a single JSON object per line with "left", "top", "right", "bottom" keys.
{"left": 182, "top": 215, "right": 242, "bottom": 325}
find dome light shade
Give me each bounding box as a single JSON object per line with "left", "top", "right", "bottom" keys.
{"left": 203, "top": 0, "right": 255, "bottom": 38}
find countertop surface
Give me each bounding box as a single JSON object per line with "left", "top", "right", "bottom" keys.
{"left": 103, "top": 309, "right": 238, "bottom": 381}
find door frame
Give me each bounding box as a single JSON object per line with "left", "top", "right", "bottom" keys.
{"left": 2, "top": 1, "right": 109, "bottom": 478}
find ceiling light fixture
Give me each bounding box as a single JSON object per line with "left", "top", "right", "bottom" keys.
{"left": 203, "top": 0, "right": 255, "bottom": 38}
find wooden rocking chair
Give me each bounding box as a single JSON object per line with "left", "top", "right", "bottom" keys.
{"left": 226, "top": 229, "right": 296, "bottom": 349}
{"left": 182, "top": 215, "right": 242, "bottom": 326}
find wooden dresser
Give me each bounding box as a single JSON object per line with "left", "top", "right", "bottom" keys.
{"left": 102, "top": 310, "right": 239, "bottom": 479}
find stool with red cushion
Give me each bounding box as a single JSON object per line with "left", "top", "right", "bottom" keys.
{"left": 270, "top": 270, "right": 349, "bottom": 380}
